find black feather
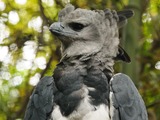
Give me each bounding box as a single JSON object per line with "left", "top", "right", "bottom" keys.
{"left": 116, "top": 46, "right": 131, "bottom": 63}
{"left": 117, "top": 10, "right": 134, "bottom": 19}
{"left": 117, "top": 10, "right": 134, "bottom": 28}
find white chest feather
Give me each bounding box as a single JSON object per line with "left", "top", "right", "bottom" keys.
{"left": 51, "top": 86, "right": 110, "bottom": 120}
{"left": 51, "top": 104, "right": 110, "bottom": 120}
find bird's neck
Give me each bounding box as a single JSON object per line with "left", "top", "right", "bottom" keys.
{"left": 90, "top": 51, "right": 115, "bottom": 78}
{"left": 60, "top": 49, "right": 115, "bottom": 79}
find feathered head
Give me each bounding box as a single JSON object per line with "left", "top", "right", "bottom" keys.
{"left": 50, "top": 4, "right": 133, "bottom": 62}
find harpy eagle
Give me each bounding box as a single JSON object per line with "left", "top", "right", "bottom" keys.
{"left": 24, "top": 4, "right": 148, "bottom": 120}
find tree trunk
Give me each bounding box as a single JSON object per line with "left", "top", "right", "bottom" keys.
{"left": 122, "top": 0, "right": 142, "bottom": 84}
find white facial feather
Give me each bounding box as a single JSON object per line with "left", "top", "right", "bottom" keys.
{"left": 63, "top": 41, "right": 103, "bottom": 57}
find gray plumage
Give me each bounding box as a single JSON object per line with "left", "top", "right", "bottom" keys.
{"left": 110, "top": 73, "right": 148, "bottom": 120}
{"left": 24, "top": 77, "right": 56, "bottom": 120}
{"left": 24, "top": 4, "right": 148, "bottom": 120}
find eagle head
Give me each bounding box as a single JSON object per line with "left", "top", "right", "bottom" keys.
{"left": 49, "top": 4, "right": 133, "bottom": 62}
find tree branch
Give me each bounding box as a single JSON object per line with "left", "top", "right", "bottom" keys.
{"left": 54, "top": 0, "right": 64, "bottom": 8}
{"left": 147, "top": 100, "right": 160, "bottom": 108}
{"left": 38, "top": 0, "right": 52, "bottom": 25}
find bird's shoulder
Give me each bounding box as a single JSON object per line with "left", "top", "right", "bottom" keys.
{"left": 110, "top": 73, "right": 148, "bottom": 120}
{"left": 24, "top": 76, "right": 56, "bottom": 120}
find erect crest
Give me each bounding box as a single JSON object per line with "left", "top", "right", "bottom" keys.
{"left": 104, "top": 8, "right": 134, "bottom": 28}
{"left": 58, "top": 4, "right": 134, "bottom": 27}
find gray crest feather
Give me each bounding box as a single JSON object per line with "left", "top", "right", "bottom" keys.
{"left": 58, "top": 4, "right": 75, "bottom": 22}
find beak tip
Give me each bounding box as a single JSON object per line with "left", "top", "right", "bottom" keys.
{"left": 49, "top": 27, "right": 52, "bottom": 32}
{"left": 49, "top": 22, "right": 63, "bottom": 36}
{"left": 49, "top": 24, "right": 53, "bottom": 31}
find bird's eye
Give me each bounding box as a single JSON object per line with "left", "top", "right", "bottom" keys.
{"left": 69, "top": 22, "right": 85, "bottom": 31}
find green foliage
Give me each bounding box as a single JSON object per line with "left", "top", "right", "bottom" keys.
{"left": 0, "top": 0, "right": 160, "bottom": 119}
{"left": 140, "top": 0, "right": 160, "bottom": 119}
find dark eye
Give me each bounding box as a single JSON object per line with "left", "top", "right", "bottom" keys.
{"left": 69, "top": 22, "right": 85, "bottom": 31}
